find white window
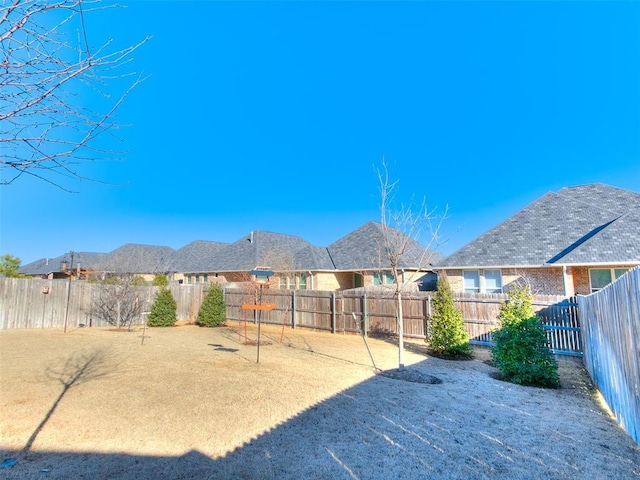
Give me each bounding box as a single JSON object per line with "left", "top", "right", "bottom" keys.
{"left": 373, "top": 271, "right": 395, "bottom": 285}
{"left": 484, "top": 270, "right": 502, "bottom": 293}
{"left": 279, "top": 276, "right": 287, "bottom": 289}
{"left": 463, "top": 270, "right": 480, "bottom": 293}
{"left": 590, "top": 268, "right": 630, "bottom": 292}
{"left": 299, "top": 274, "right": 307, "bottom": 290}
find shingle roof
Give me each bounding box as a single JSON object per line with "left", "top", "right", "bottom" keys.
{"left": 211, "top": 230, "right": 317, "bottom": 272}
{"left": 101, "top": 244, "right": 176, "bottom": 273}
{"left": 436, "top": 183, "right": 640, "bottom": 268}
{"left": 20, "top": 221, "right": 442, "bottom": 276}
{"left": 20, "top": 252, "right": 108, "bottom": 275}
{"left": 328, "top": 221, "right": 443, "bottom": 270}
{"left": 293, "top": 245, "right": 336, "bottom": 271}
{"left": 172, "top": 240, "right": 229, "bottom": 272}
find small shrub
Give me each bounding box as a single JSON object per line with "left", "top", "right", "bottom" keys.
{"left": 147, "top": 288, "right": 177, "bottom": 327}
{"left": 131, "top": 275, "right": 147, "bottom": 286}
{"left": 429, "top": 278, "right": 473, "bottom": 359}
{"left": 491, "top": 285, "right": 559, "bottom": 388}
{"left": 198, "top": 284, "right": 226, "bottom": 327}
{"left": 492, "top": 317, "right": 559, "bottom": 387}
{"left": 498, "top": 284, "right": 536, "bottom": 328}
{"left": 152, "top": 274, "right": 169, "bottom": 287}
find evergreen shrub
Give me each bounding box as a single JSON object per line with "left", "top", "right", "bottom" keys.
{"left": 198, "top": 284, "right": 226, "bottom": 327}
{"left": 429, "top": 278, "right": 473, "bottom": 359}
{"left": 491, "top": 285, "right": 559, "bottom": 387}
{"left": 147, "top": 287, "right": 177, "bottom": 327}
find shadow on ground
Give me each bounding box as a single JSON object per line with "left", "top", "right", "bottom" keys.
{"left": 2, "top": 353, "right": 639, "bottom": 480}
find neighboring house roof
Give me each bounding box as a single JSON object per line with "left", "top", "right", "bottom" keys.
{"left": 212, "top": 230, "right": 317, "bottom": 272}
{"left": 172, "top": 240, "right": 229, "bottom": 272}
{"left": 327, "top": 221, "right": 444, "bottom": 270}
{"left": 293, "top": 245, "right": 336, "bottom": 271}
{"left": 436, "top": 183, "right": 640, "bottom": 268}
{"left": 19, "top": 222, "right": 443, "bottom": 276}
{"left": 101, "top": 244, "right": 176, "bottom": 273}
{"left": 20, "top": 252, "right": 108, "bottom": 275}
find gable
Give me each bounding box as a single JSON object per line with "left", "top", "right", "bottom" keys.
{"left": 328, "top": 221, "right": 441, "bottom": 270}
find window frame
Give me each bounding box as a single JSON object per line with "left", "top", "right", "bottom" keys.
{"left": 590, "top": 267, "right": 630, "bottom": 292}
{"left": 483, "top": 269, "right": 503, "bottom": 294}
{"left": 463, "top": 270, "right": 480, "bottom": 293}
{"left": 373, "top": 271, "right": 395, "bottom": 286}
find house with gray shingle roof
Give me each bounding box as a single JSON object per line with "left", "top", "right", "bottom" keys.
{"left": 20, "top": 252, "right": 108, "bottom": 280}
{"left": 175, "top": 231, "right": 317, "bottom": 288}
{"left": 434, "top": 183, "right": 640, "bottom": 296}
{"left": 21, "top": 245, "right": 175, "bottom": 281}
{"left": 324, "top": 221, "right": 444, "bottom": 291}
{"left": 20, "top": 221, "right": 442, "bottom": 291}
{"left": 176, "top": 222, "right": 442, "bottom": 291}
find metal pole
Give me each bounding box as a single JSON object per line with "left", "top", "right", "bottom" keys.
{"left": 257, "top": 284, "right": 262, "bottom": 364}
{"left": 63, "top": 276, "right": 72, "bottom": 333}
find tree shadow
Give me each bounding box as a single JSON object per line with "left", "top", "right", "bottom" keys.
{"left": 21, "top": 350, "right": 112, "bottom": 455}
{"left": 2, "top": 354, "right": 638, "bottom": 479}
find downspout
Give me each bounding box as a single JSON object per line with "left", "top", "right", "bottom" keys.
{"left": 561, "top": 265, "right": 575, "bottom": 297}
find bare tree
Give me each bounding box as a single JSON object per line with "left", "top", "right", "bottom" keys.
{"left": 376, "top": 158, "right": 447, "bottom": 369}
{"left": 91, "top": 276, "right": 146, "bottom": 329}
{"left": 0, "top": 0, "right": 149, "bottom": 190}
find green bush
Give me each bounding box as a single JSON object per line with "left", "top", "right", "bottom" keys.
{"left": 152, "top": 274, "right": 169, "bottom": 287}
{"left": 198, "top": 284, "right": 226, "bottom": 327}
{"left": 491, "top": 285, "right": 559, "bottom": 387}
{"left": 429, "top": 278, "right": 473, "bottom": 359}
{"left": 492, "top": 317, "right": 559, "bottom": 387}
{"left": 147, "top": 287, "right": 177, "bottom": 327}
{"left": 131, "top": 275, "right": 147, "bottom": 286}
{"left": 498, "top": 284, "right": 536, "bottom": 328}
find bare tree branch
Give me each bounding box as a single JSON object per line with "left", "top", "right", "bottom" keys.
{"left": 0, "top": 0, "right": 150, "bottom": 189}
{"left": 375, "top": 158, "right": 448, "bottom": 369}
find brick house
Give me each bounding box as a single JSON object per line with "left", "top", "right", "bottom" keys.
{"left": 175, "top": 221, "right": 443, "bottom": 291}
{"left": 22, "top": 221, "right": 442, "bottom": 292}
{"left": 434, "top": 184, "right": 640, "bottom": 296}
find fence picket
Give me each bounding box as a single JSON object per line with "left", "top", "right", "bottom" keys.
{"left": 578, "top": 267, "right": 640, "bottom": 446}
{"left": 1, "top": 279, "right": 581, "bottom": 356}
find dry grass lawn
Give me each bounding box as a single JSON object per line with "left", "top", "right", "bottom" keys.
{"left": 1, "top": 323, "right": 639, "bottom": 479}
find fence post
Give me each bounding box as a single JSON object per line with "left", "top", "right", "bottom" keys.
{"left": 362, "top": 293, "right": 368, "bottom": 337}
{"left": 426, "top": 295, "right": 432, "bottom": 340}
{"left": 292, "top": 290, "right": 296, "bottom": 329}
{"left": 331, "top": 291, "right": 336, "bottom": 334}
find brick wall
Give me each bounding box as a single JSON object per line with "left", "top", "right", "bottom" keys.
{"left": 439, "top": 267, "right": 567, "bottom": 295}
{"left": 572, "top": 265, "right": 638, "bottom": 295}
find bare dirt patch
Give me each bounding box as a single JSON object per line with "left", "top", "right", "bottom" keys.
{"left": 1, "top": 324, "right": 638, "bottom": 479}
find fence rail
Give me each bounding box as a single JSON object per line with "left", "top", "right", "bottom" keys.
{"left": 224, "top": 287, "right": 580, "bottom": 356}
{"left": 1, "top": 279, "right": 581, "bottom": 356}
{"left": 0, "top": 278, "right": 206, "bottom": 329}
{"left": 578, "top": 267, "right": 640, "bottom": 445}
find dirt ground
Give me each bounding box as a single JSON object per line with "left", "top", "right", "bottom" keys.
{"left": 1, "top": 323, "right": 639, "bottom": 479}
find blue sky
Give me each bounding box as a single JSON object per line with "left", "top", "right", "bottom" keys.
{"left": 2, "top": 1, "right": 640, "bottom": 266}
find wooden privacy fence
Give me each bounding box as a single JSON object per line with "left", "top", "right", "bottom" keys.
{"left": 0, "top": 278, "right": 206, "bottom": 329}
{"left": 1, "top": 279, "right": 581, "bottom": 356}
{"left": 578, "top": 267, "right": 640, "bottom": 445}
{"left": 224, "top": 288, "right": 582, "bottom": 356}
{"left": 455, "top": 293, "right": 581, "bottom": 356}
